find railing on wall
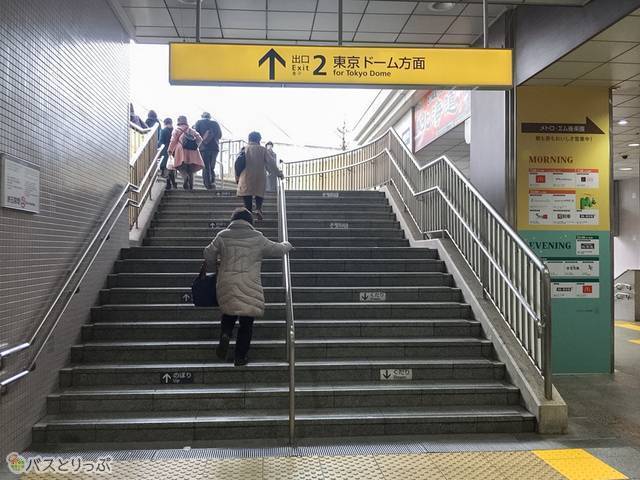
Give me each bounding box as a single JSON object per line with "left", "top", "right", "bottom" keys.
{"left": 129, "top": 122, "right": 162, "bottom": 228}
{"left": 0, "top": 121, "right": 164, "bottom": 395}
{"left": 286, "top": 128, "right": 554, "bottom": 400}
{"left": 217, "top": 139, "right": 246, "bottom": 186}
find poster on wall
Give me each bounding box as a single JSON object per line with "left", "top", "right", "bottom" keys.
{"left": 413, "top": 90, "right": 470, "bottom": 153}
{"left": 1, "top": 154, "right": 40, "bottom": 214}
{"left": 516, "top": 86, "right": 611, "bottom": 374}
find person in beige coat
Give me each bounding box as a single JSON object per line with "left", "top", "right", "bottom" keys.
{"left": 237, "top": 131, "right": 282, "bottom": 220}
{"left": 203, "top": 208, "right": 293, "bottom": 366}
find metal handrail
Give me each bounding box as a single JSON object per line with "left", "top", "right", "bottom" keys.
{"left": 0, "top": 183, "right": 144, "bottom": 395}
{"left": 278, "top": 128, "right": 554, "bottom": 400}
{"left": 276, "top": 171, "right": 296, "bottom": 446}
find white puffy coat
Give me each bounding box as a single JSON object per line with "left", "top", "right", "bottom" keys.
{"left": 203, "top": 220, "right": 292, "bottom": 318}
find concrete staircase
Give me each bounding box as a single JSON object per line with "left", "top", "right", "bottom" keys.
{"left": 33, "top": 189, "right": 535, "bottom": 447}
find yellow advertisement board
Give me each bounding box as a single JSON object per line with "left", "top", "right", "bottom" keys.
{"left": 170, "top": 43, "right": 512, "bottom": 88}
{"left": 516, "top": 87, "right": 610, "bottom": 231}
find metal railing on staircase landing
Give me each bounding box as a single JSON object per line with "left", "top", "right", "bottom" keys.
{"left": 285, "top": 128, "right": 554, "bottom": 400}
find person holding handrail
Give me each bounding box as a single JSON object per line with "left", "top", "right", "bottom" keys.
{"left": 237, "top": 131, "right": 283, "bottom": 220}
{"left": 204, "top": 207, "right": 293, "bottom": 366}
{"left": 168, "top": 115, "right": 204, "bottom": 190}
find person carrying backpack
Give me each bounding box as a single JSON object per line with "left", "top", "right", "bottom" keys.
{"left": 194, "top": 112, "right": 222, "bottom": 190}
{"left": 168, "top": 115, "right": 204, "bottom": 190}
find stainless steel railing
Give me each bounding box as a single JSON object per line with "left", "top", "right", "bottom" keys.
{"left": 284, "top": 128, "right": 553, "bottom": 400}
{"left": 0, "top": 183, "right": 146, "bottom": 395}
{"left": 276, "top": 170, "right": 296, "bottom": 446}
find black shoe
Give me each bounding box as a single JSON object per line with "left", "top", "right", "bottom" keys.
{"left": 234, "top": 356, "right": 249, "bottom": 367}
{"left": 216, "top": 334, "right": 230, "bottom": 360}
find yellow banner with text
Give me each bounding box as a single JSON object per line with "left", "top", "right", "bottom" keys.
{"left": 170, "top": 43, "right": 512, "bottom": 88}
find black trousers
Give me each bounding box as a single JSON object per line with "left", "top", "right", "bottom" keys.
{"left": 201, "top": 150, "right": 218, "bottom": 189}
{"left": 243, "top": 196, "right": 263, "bottom": 212}
{"left": 221, "top": 314, "right": 254, "bottom": 360}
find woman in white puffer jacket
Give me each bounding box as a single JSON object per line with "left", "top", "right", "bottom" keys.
{"left": 204, "top": 207, "right": 292, "bottom": 366}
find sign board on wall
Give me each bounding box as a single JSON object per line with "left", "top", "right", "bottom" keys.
{"left": 516, "top": 86, "right": 611, "bottom": 374}
{"left": 0, "top": 154, "right": 40, "bottom": 214}
{"left": 170, "top": 43, "right": 512, "bottom": 88}
{"left": 413, "top": 90, "right": 471, "bottom": 152}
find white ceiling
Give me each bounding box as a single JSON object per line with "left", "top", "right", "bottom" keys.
{"left": 118, "top": 0, "right": 589, "bottom": 46}
{"left": 525, "top": 8, "right": 640, "bottom": 179}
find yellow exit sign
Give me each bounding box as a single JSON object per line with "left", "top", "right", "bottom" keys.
{"left": 170, "top": 43, "right": 512, "bottom": 88}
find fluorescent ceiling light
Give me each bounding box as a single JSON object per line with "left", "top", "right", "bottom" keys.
{"left": 618, "top": 119, "right": 629, "bottom": 125}
{"left": 629, "top": 143, "right": 640, "bottom": 147}
{"left": 428, "top": 2, "right": 456, "bottom": 11}
{"left": 619, "top": 167, "right": 633, "bottom": 171}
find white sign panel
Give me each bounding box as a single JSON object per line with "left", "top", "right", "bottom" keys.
{"left": 380, "top": 368, "right": 412, "bottom": 380}
{"left": 329, "top": 222, "right": 349, "bottom": 229}
{"left": 576, "top": 236, "right": 600, "bottom": 256}
{"left": 551, "top": 281, "right": 600, "bottom": 299}
{"left": 322, "top": 192, "right": 339, "bottom": 198}
{"left": 528, "top": 190, "right": 599, "bottom": 226}
{"left": 1, "top": 154, "right": 40, "bottom": 213}
{"left": 546, "top": 260, "right": 599, "bottom": 278}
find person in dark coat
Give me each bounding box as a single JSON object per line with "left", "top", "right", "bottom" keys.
{"left": 158, "top": 118, "right": 177, "bottom": 190}
{"left": 145, "top": 110, "right": 160, "bottom": 130}
{"left": 194, "top": 112, "right": 222, "bottom": 189}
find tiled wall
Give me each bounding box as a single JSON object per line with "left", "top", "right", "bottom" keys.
{"left": 0, "top": 0, "right": 130, "bottom": 455}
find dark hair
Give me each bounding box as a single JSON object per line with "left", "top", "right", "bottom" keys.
{"left": 248, "top": 131, "right": 262, "bottom": 143}
{"left": 163, "top": 117, "right": 172, "bottom": 125}
{"left": 265, "top": 141, "right": 274, "bottom": 147}
{"left": 230, "top": 207, "right": 253, "bottom": 224}
{"left": 148, "top": 110, "right": 158, "bottom": 119}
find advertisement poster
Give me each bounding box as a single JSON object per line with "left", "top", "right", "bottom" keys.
{"left": 0, "top": 154, "right": 40, "bottom": 214}
{"left": 516, "top": 86, "right": 611, "bottom": 374}
{"left": 413, "top": 90, "right": 470, "bottom": 152}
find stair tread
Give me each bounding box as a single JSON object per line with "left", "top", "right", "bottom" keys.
{"left": 52, "top": 380, "right": 519, "bottom": 396}
{"left": 75, "top": 337, "right": 490, "bottom": 348}
{"left": 35, "top": 405, "right": 534, "bottom": 427}
{"left": 94, "top": 301, "right": 470, "bottom": 308}
{"left": 88, "top": 318, "right": 479, "bottom": 326}
{"left": 62, "top": 358, "right": 503, "bottom": 371}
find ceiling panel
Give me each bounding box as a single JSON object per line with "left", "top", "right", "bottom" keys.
{"left": 216, "top": 0, "right": 266, "bottom": 10}
{"left": 439, "top": 34, "right": 478, "bottom": 45}
{"left": 537, "top": 61, "right": 602, "bottom": 79}
{"left": 317, "top": 0, "right": 368, "bottom": 13}
{"left": 136, "top": 26, "right": 178, "bottom": 36}
{"left": 461, "top": 4, "right": 507, "bottom": 17}
{"left": 414, "top": 2, "right": 465, "bottom": 15}
{"left": 267, "top": 29, "right": 311, "bottom": 40}
{"left": 268, "top": 0, "right": 317, "bottom": 12}
{"left": 593, "top": 16, "right": 640, "bottom": 42}
{"left": 222, "top": 28, "right": 266, "bottom": 39}
{"left": 618, "top": 96, "right": 640, "bottom": 107}
{"left": 403, "top": 15, "right": 455, "bottom": 34}
{"left": 219, "top": 10, "right": 266, "bottom": 29}
{"left": 311, "top": 30, "right": 355, "bottom": 41}
{"left": 562, "top": 41, "right": 637, "bottom": 63}
{"left": 313, "top": 12, "right": 360, "bottom": 31}
{"left": 582, "top": 62, "right": 640, "bottom": 80}
{"left": 366, "top": 1, "right": 417, "bottom": 15}
{"left": 268, "top": 11, "right": 315, "bottom": 30}
{"left": 120, "top": 0, "right": 165, "bottom": 6}
{"left": 396, "top": 33, "right": 442, "bottom": 44}
{"left": 353, "top": 32, "right": 399, "bottom": 43}
{"left": 611, "top": 44, "right": 640, "bottom": 64}
{"left": 358, "top": 14, "right": 409, "bottom": 33}
{"left": 446, "top": 16, "right": 483, "bottom": 35}
{"left": 124, "top": 7, "right": 173, "bottom": 27}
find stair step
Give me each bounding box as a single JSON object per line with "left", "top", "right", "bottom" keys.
{"left": 147, "top": 228, "right": 405, "bottom": 238}
{"left": 107, "top": 272, "right": 454, "bottom": 288}
{"left": 121, "top": 246, "right": 438, "bottom": 260}
{"left": 100, "top": 286, "right": 461, "bottom": 305}
{"left": 164, "top": 190, "right": 386, "bottom": 199}
{"left": 155, "top": 211, "right": 397, "bottom": 220}
{"left": 71, "top": 338, "right": 492, "bottom": 363}
{"left": 91, "top": 302, "right": 473, "bottom": 322}
{"left": 32, "top": 406, "right": 535, "bottom": 445}
{"left": 113, "top": 259, "right": 443, "bottom": 274}
{"left": 144, "top": 237, "right": 410, "bottom": 247}
{"left": 152, "top": 219, "right": 401, "bottom": 229}
{"left": 159, "top": 202, "right": 392, "bottom": 211}
{"left": 47, "top": 380, "right": 520, "bottom": 414}
{"left": 82, "top": 319, "right": 481, "bottom": 341}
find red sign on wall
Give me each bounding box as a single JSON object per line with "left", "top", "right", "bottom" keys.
{"left": 413, "top": 90, "right": 471, "bottom": 153}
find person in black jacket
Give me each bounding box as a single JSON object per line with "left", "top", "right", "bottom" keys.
{"left": 146, "top": 110, "right": 160, "bottom": 130}
{"left": 158, "top": 118, "right": 177, "bottom": 190}
{"left": 194, "top": 112, "right": 222, "bottom": 189}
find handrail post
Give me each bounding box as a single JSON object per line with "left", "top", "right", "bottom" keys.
{"left": 541, "top": 269, "right": 553, "bottom": 400}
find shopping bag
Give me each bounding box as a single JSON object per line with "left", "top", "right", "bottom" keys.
{"left": 191, "top": 262, "right": 218, "bottom": 307}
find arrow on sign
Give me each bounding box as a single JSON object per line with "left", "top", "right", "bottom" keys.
{"left": 182, "top": 293, "right": 192, "bottom": 303}
{"left": 382, "top": 370, "right": 391, "bottom": 380}
{"left": 521, "top": 117, "right": 604, "bottom": 134}
{"left": 259, "top": 48, "right": 286, "bottom": 81}
{"left": 162, "top": 374, "right": 172, "bottom": 384}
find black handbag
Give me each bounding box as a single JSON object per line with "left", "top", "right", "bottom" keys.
{"left": 191, "top": 262, "right": 218, "bottom": 307}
